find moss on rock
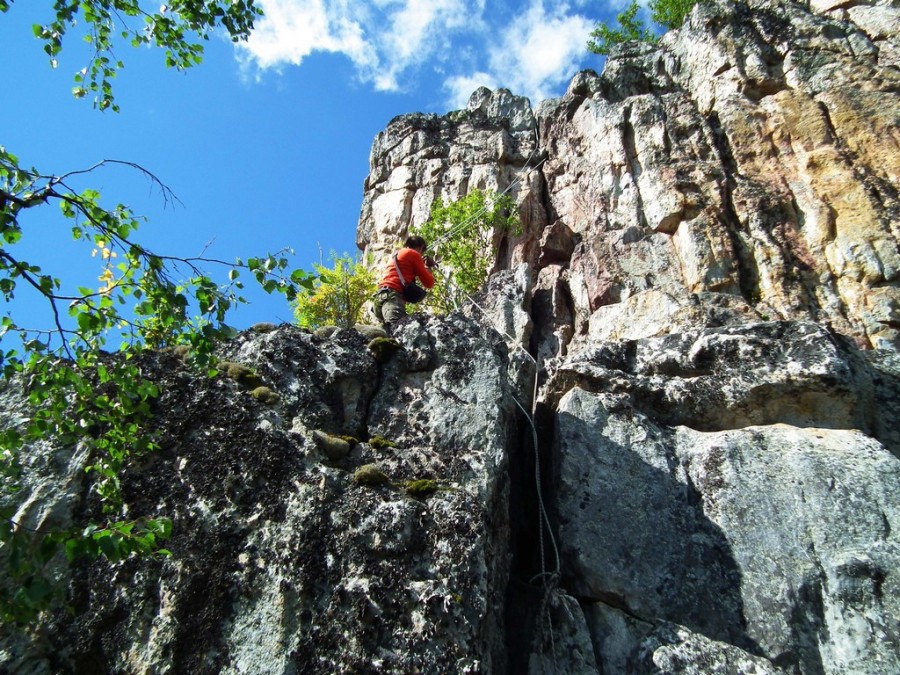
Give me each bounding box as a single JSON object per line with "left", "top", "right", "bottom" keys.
{"left": 313, "top": 431, "right": 352, "bottom": 462}
{"left": 250, "top": 386, "right": 280, "bottom": 405}
{"left": 314, "top": 326, "right": 339, "bottom": 339}
{"left": 367, "top": 337, "right": 402, "bottom": 363}
{"left": 400, "top": 479, "right": 442, "bottom": 499}
{"left": 220, "top": 361, "right": 264, "bottom": 389}
{"left": 165, "top": 344, "right": 192, "bottom": 362}
{"left": 355, "top": 325, "right": 389, "bottom": 340}
{"left": 354, "top": 464, "right": 390, "bottom": 487}
{"left": 369, "top": 436, "right": 397, "bottom": 450}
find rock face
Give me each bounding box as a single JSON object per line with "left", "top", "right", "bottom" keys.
{"left": 358, "top": 0, "right": 900, "bottom": 353}
{"left": 355, "top": 0, "right": 900, "bottom": 672}
{"left": 0, "top": 320, "right": 517, "bottom": 674}
{"left": 547, "top": 322, "right": 900, "bottom": 674}
{"left": 2, "top": 1, "right": 900, "bottom": 674}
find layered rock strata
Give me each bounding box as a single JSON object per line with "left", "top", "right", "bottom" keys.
{"left": 0, "top": 320, "right": 517, "bottom": 674}
{"left": 358, "top": 0, "right": 900, "bottom": 352}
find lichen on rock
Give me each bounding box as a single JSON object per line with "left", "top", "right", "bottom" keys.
{"left": 2, "top": 1, "right": 899, "bottom": 673}
{"left": 353, "top": 463, "right": 390, "bottom": 486}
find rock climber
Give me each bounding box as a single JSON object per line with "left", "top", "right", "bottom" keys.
{"left": 373, "top": 235, "right": 437, "bottom": 326}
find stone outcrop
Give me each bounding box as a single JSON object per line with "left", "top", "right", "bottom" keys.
{"left": 0, "top": 320, "right": 517, "bottom": 673}
{"left": 353, "top": 0, "right": 900, "bottom": 671}
{"left": 546, "top": 321, "right": 900, "bottom": 674}
{"left": 2, "top": 1, "right": 899, "bottom": 673}
{"left": 4, "top": 314, "right": 897, "bottom": 674}
{"left": 358, "top": 0, "right": 900, "bottom": 352}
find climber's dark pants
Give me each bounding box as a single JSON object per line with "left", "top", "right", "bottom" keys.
{"left": 374, "top": 287, "right": 406, "bottom": 325}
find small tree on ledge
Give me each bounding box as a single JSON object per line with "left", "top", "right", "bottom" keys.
{"left": 413, "top": 189, "right": 519, "bottom": 315}
{"left": 587, "top": 0, "right": 698, "bottom": 55}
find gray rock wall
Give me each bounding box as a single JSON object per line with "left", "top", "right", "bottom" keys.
{"left": 0, "top": 321, "right": 518, "bottom": 674}
{"left": 358, "top": 0, "right": 900, "bottom": 352}
{"left": 354, "top": 0, "right": 900, "bottom": 672}
{"left": 547, "top": 323, "right": 900, "bottom": 674}
{"left": 2, "top": 1, "right": 899, "bottom": 673}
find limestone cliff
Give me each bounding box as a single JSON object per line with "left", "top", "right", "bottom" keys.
{"left": 1, "top": 1, "right": 899, "bottom": 674}
{"left": 1, "top": 321, "right": 517, "bottom": 673}
{"left": 358, "top": 0, "right": 900, "bottom": 353}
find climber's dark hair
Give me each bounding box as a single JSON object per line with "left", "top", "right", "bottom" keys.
{"left": 404, "top": 235, "right": 427, "bottom": 252}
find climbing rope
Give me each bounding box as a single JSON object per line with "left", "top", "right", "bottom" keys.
{"left": 423, "top": 113, "right": 562, "bottom": 573}
{"left": 414, "top": 112, "right": 565, "bottom": 672}
{"left": 453, "top": 283, "right": 562, "bottom": 674}
{"left": 426, "top": 114, "right": 546, "bottom": 255}
{"left": 388, "top": 110, "right": 563, "bottom": 670}
{"left": 427, "top": 153, "right": 548, "bottom": 256}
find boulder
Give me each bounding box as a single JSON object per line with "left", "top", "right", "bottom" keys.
{"left": 0, "top": 321, "right": 517, "bottom": 674}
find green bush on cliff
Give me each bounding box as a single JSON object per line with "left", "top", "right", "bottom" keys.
{"left": 649, "top": 0, "right": 698, "bottom": 31}
{"left": 293, "top": 253, "right": 377, "bottom": 330}
{"left": 413, "top": 189, "right": 519, "bottom": 314}
{"left": 587, "top": 0, "right": 697, "bottom": 55}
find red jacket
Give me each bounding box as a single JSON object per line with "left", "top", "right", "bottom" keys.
{"left": 379, "top": 248, "right": 435, "bottom": 293}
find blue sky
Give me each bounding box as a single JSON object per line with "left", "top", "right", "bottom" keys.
{"left": 2, "top": 0, "right": 620, "bottom": 337}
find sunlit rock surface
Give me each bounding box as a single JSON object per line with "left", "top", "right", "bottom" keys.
{"left": 1, "top": 321, "right": 516, "bottom": 674}
{"left": 548, "top": 324, "right": 900, "bottom": 674}
{"left": 358, "top": 0, "right": 900, "bottom": 352}
{"left": 3, "top": 0, "right": 900, "bottom": 673}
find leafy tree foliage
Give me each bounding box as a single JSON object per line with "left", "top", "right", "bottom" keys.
{"left": 0, "top": 0, "right": 319, "bottom": 624}
{"left": 587, "top": 0, "right": 655, "bottom": 55}
{"left": 293, "top": 254, "right": 377, "bottom": 330}
{"left": 650, "top": 0, "right": 697, "bottom": 30}
{"left": 587, "top": 0, "right": 697, "bottom": 55}
{"left": 5, "top": 0, "right": 262, "bottom": 111}
{"left": 413, "top": 190, "right": 519, "bottom": 315}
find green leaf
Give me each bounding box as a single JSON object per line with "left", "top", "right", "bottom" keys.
{"left": 97, "top": 534, "right": 119, "bottom": 560}
{"left": 36, "top": 537, "right": 58, "bottom": 566}
{"left": 64, "top": 538, "right": 82, "bottom": 562}
{"left": 24, "top": 578, "right": 53, "bottom": 604}
{"left": 149, "top": 517, "right": 173, "bottom": 539}
{"left": 3, "top": 0, "right": 268, "bottom": 626}
{"left": 0, "top": 279, "right": 15, "bottom": 297}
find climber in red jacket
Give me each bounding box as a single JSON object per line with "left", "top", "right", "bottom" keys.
{"left": 374, "top": 235, "right": 437, "bottom": 326}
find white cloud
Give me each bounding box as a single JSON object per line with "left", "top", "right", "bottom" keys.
{"left": 385, "top": 0, "right": 470, "bottom": 62}
{"left": 371, "top": 0, "right": 478, "bottom": 92}
{"left": 486, "top": 1, "right": 595, "bottom": 104}
{"left": 239, "top": 0, "right": 484, "bottom": 90}
{"left": 236, "top": 0, "right": 593, "bottom": 106}
{"left": 443, "top": 72, "right": 500, "bottom": 109}
{"left": 238, "top": 0, "right": 375, "bottom": 74}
